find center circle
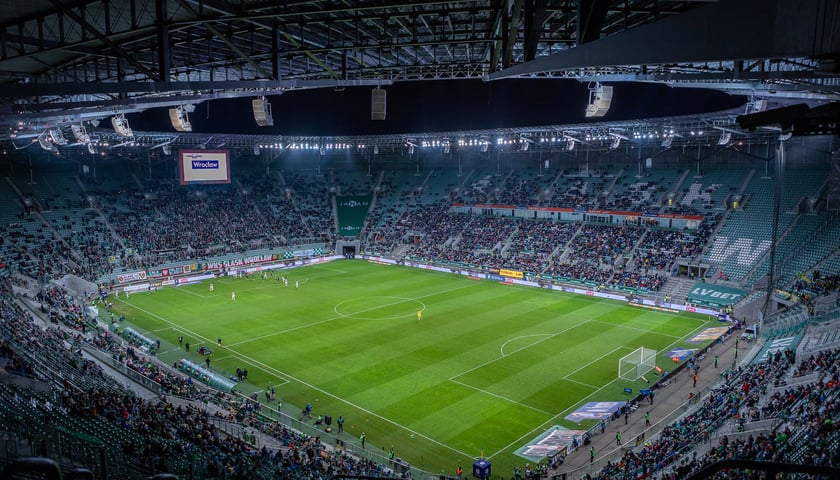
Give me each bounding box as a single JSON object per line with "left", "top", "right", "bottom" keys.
{"left": 334, "top": 296, "right": 426, "bottom": 320}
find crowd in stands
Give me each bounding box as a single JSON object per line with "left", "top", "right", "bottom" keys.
{"left": 790, "top": 271, "right": 840, "bottom": 316}
{"left": 1, "top": 166, "right": 838, "bottom": 304}
{"left": 0, "top": 280, "right": 404, "bottom": 479}
{"left": 592, "top": 346, "right": 840, "bottom": 479}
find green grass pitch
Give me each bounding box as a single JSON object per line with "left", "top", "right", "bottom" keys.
{"left": 112, "top": 260, "right": 714, "bottom": 475}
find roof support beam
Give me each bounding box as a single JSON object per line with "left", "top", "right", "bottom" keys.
{"left": 176, "top": 0, "right": 274, "bottom": 80}
{"left": 46, "top": 0, "right": 160, "bottom": 81}
{"left": 576, "top": 0, "right": 609, "bottom": 46}
{"left": 156, "top": 0, "right": 171, "bottom": 81}
{"left": 490, "top": 0, "right": 840, "bottom": 80}
{"left": 522, "top": 0, "right": 547, "bottom": 61}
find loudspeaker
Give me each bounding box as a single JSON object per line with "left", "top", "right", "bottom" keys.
{"left": 252, "top": 98, "right": 274, "bottom": 126}
{"left": 371, "top": 88, "right": 387, "bottom": 120}
{"left": 585, "top": 85, "right": 613, "bottom": 118}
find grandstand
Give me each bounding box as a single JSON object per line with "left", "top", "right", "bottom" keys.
{"left": 1, "top": 1, "right": 840, "bottom": 479}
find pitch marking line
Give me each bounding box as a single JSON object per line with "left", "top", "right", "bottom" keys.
{"left": 485, "top": 317, "right": 717, "bottom": 460}
{"left": 152, "top": 326, "right": 175, "bottom": 333}
{"left": 334, "top": 296, "right": 426, "bottom": 320}
{"left": 172, "top": 287, "right": 210, "bottom": 299}
{"left": 452, "top": 320, "right": 594, "bottom": 382}
{"left": 448, "top": 378, "right": 554, "bottom": 416}
{"left": 113, "top": 297, "right": 473, "bottom": 459}
{"left": 590, "top": 319, "right": 681, "bottom": 338}
{"left": 448, "top": 320, "right": 596, "bottom": 413}
{"left": 226, "top": 282, "right": 480, "bottom": 348}
{"left": 310, "top": 265, "right": 349, "bottom": 274}
{"left": 563, "top": 378, "right": 599, "bottom": 389}
{"left": 561, "top": 346, "right": 633, "bottom": 389}
{"left": 499, "top": 334, "right": 553, "bottom": 357}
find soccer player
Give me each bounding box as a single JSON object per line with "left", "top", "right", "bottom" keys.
{"left": 217, "top": 337, "right": 222, "bottom": 348}
{"left": 295, "top": 280, "right": 299, "bottom": 289}
{"left": 209, "top": 283, "right": 214, "bottom": 292}
{"left": 417, "top": 310, "right": 422, "bottom": 321}
{"left": 231, "top": 291, "right": 236, "bottom": 301}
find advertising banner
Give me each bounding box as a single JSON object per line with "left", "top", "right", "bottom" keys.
{"left": 336, "top": 195, "right": 371, "bottom": 237}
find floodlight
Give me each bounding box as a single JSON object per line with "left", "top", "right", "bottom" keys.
{"left": 111, "top": 114, "right": 133, "bottom": 136}
{"left": 168, "top": 105, "right": 192, "bottom": 132}
{"left": 252, "top": 96, "right": 274, "bottom": 126}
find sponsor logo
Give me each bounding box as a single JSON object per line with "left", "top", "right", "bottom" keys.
{"left": 689, "top": 287, "right": 743, "bottom": 301}
{"left": 499, "top": 268, "right": 524, "bottom": 279}
{"left": 339, "top": 200, "right": 369, "bottom": 208}
{"left": 191, "top": 160, "right": 219, "bottom": 169}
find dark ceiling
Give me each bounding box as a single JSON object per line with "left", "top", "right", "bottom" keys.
{"left": 0, "top": 0, "right": 837, "bottom": 152}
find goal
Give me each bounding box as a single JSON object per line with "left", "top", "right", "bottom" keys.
{"left": 618, "top": 347, "right": 657, "bottom": 381}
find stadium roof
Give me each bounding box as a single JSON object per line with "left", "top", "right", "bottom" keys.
{"left": 0, "top": 0, "right": 838, "bottom": 147}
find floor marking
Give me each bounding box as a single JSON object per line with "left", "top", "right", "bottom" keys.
{"left": 499, "top": 334, "right": 553, "bottom": 357}
{"left": 451, "top": 320, "right": 593, "bottom": 382}
{"left": 562, "top": 346, "right": 631, "bottom": 381}
{"left": 485, "top": 318, "right": 716, "bottom": 460}
{"left": 449, "top": 378, "right": 554, "bottom": 416}
{"left": 114, "top": 297, "right": 473, "bottom": 459}
{"left": 590, "top": 319, "right": 682, "bottom": 338}
{"left": 227, "top": 282, "right": 480, "bottom": 348}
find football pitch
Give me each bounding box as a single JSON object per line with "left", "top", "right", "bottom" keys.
{"left": 113, "top": 260, "right": 714, "bottom": 475}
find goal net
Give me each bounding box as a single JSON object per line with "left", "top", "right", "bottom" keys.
{"left": 618, "top": 347, "right": 657, "bottom": 381}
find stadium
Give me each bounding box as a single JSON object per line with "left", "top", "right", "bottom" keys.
{"left": 0, "top": 1, "right": 839, "bottom": 479}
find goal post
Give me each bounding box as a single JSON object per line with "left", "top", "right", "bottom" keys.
{"left": 618, "top": 347, "right": 657, "bottom": 380}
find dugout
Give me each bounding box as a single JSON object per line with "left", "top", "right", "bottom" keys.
{"left": 178, "top": 359, "right": 237, "bottom": 392}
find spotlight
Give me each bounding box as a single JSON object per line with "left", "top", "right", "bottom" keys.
{"left": 585, "top": 82, "right": 613, "bottom": 118}
{"left": 111, "top": 114, "right": 133, "bottom": 136}
{"left": 252, "top": 96, "right": 274, "bottom": 126}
